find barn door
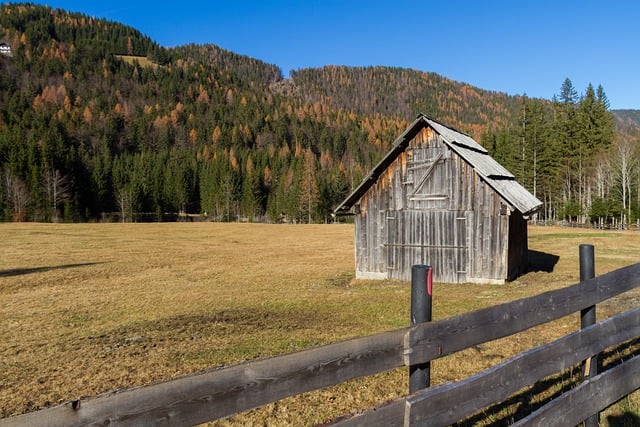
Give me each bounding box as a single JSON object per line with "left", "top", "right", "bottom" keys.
{"left": 417, "top": 210, "right": 468, "bottom": 283}
{"left": 384, "top": 210, "right": 468, "bottom": 283}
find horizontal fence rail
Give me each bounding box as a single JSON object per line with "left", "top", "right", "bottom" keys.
{"left": 4, "top": 262, "right": 640, "bottom": 426}
{"left": 512, "top": 354, "right": 640, "bottom": 427}
{"left": 2, "top": 330, "right": 407, "bottom": 427}
{"left": 405, "top": 308, "right": 640, "bottom": 426}
{"left": 405, "top": 262, "right": 640, "bottom": 366}
{"left": 333, "top": 308, "right": 640, "bottom": 426}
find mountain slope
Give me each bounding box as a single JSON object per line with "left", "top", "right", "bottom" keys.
{"left": 613, "top": 109, "right": 640, "bottom": 137}
{"left": 290, "top": 65, "right": 525, "bottom": 138}
{"left": 0, "top": 3, "right": 409, "bottom": 222}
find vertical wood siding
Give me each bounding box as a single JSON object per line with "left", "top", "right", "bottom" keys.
{"left": 355, "top": 127, "right": 520, "bottom": 284}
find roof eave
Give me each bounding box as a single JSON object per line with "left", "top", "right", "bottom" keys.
{"left": 334, "top": 115, "right": 428, "bottom": 214}
{"left": 334, "top": 113, "right": 543, "bottom": 217}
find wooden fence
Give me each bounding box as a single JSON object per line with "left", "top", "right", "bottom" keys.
{"left": 4, "top": 261, "right": 640, "bottom": 426}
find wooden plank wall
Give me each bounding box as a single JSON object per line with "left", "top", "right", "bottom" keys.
{"left": 355, "top": 140, "right": 403, "bottom": 278}
{"left": 386, "top": 210, "right": 467, "bottom": 283}
{"left": 354, "top": 127, "right": 512, "bottom": 283}
{"left": 467, "top": 180, "right": 509, "bottom": 283}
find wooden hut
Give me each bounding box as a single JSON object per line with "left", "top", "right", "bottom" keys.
{"left": 335, "top": 114, "right": 542, "bottom": 284}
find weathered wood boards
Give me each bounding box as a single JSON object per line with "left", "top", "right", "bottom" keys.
{"left": 342, "top": 115, "right": 541, "bottom": 284}
{"left": 333, "top": 263, "right": 640, "bottom": 426}
{"left": 405, "top": 262, "right": 640, "bottom": 366}
{"left": 405, "top": 308, "right": 640, "bottom": 426}
{"left": 333, "top": 307, "right": 640, "bottom": 426}
{"left": 511, "top": 354, "right": 640, "bottom": 427}
{"left": 1, "top": 330, "right": 406, "bottom": 427}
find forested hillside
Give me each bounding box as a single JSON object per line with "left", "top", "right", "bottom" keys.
{"left": 290, "top": 65, "right": 632, "bottom": 226}
{"left": 291, "top": 66, "right": 523, "bottom": 137}
{"left": 0, "top": 3, "right": 636, "bottom": 225}
{"left": 0, "top": 3, "right": 406, "bottom": 223}
{"left": 613, "top": 109, "right": 640, "bottom": 135}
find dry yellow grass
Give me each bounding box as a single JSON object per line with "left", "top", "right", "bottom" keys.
{"left": 1, "top": 223, "right": 639, "bottom": 425}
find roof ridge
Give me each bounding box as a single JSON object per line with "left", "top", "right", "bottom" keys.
{"left": 417, "top": 113, "right": 471, "bottom": 137}
{"left": 335, "top": 115, "right": 542, "bottom": 215}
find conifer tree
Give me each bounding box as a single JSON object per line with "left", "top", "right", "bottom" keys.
{"left": 553, "top": 79, "right": 581, "bottom": 216}
{"left": 241, "top": 156, "right": 264, "bottom": 221}
{"left": 298, "top": 148, "right": 318, "bottom": 223}
{"left": 517, "top": 98, "right": 554, "bottom": 216}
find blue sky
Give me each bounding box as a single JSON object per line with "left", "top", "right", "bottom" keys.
{"left": 13, "top": 1, "right": 640, "bottom": 109}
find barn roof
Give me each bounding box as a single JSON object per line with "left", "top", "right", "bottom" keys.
{"left": 334, "top": 113, "right": 543, "bottom": 216}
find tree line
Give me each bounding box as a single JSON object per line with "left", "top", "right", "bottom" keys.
{"left": 0, "top": 4, "right": 635, "bottom": 226}
{"left": 0, "top": 4, "right": 406, "bottom": 223}
{"left": 482, "top": 79, "right": 628, "bottom": 226}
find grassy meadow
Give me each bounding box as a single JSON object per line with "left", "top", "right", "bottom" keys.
{"left": 1, "top": 223, "right": 639, "bottom": 425}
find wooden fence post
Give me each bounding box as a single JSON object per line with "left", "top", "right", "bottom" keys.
{"left": 579, "top": 243, "right": 598, "bottom": 427}
{"left": 410, "top": 264, "right": 432, "bottom": 393}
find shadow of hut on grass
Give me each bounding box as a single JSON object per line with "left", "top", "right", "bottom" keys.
{"left": 456, "top": 337, "right": 640, "bottom": 425}
{"left": 455, "top": 364, "right": 582, "bottom": 426}
{"left": 607, "top": 411, "right": 640, "bottom": 427}
{"left": 528, "top": 250, "right": 560, "bottom": 273}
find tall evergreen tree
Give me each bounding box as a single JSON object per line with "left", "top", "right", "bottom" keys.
{"left": 553, "top": 79, "right": 581, "bottom": 215}
{"left": 298, "top": 148, "right": 318, "bottom": 223}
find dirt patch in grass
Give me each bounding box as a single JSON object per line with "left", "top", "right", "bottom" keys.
{"left": 1, "top": 223, "right": 639, "bottom": 425}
